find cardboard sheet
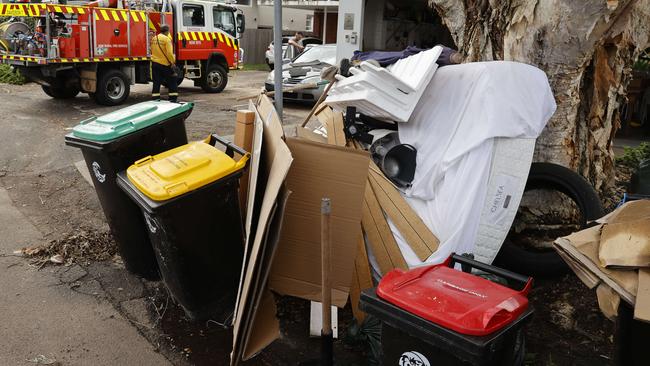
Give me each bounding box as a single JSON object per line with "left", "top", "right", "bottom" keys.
{"left": 233, "top": 101, "right": 264, "bottom": 323}
{"left": 596, "top": 283, "right": 621, "bottom": 321}
{"left": 554, "top": 231, "right": 638, "bottom": 305}
{"left": 269, "top": 138, "right": 370, "bottom": 307}
{"left": 231, "top": 96, "right": 293, "bottom": 365}
{"left": 241, "top": 186, "right": 291, "bottom": 360}
{"left": 599, "top": 218, "right": 650, "bottom": 268}
{"left": 635, "top": 269, "right": 650, "bottom": 323}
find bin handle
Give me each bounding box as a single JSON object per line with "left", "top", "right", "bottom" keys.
{"left": 448, "top": 253, "right": 533, "bottom": 294}
{"left": 134, "top": 156, "right": 154, "bottom": 167}
{"left": 206, "top": 134, "right": 251, "bottom": 169}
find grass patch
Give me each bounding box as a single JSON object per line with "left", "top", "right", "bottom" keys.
{"left": 0, "top": 64, "right": 27, "bottom": 85}
{"left": 239, "top": 63, "right": 271, "bottom": 71}
{"left": 616, "top": 142, "right": 650, "bottom": 168}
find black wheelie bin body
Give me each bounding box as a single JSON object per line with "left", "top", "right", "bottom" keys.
{"left": 65, "top": 101, "right": 193, "bottom": 279}
{"left": 116, "top": 134, "right": 249, "bottom": 321}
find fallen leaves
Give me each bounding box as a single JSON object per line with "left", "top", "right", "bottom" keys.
{"left": 16, "top": 231, "right": 117, "bottom": 268}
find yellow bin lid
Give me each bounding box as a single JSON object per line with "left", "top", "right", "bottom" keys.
{"left": 127, "top": 140, "right": 249, "bottom": 201}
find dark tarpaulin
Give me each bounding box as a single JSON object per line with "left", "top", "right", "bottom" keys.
{"left": 351, "top": 45, "right": 459, "bottom": 67}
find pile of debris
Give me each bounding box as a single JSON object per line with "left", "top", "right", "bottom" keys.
{"left": 17, "top": 231, "right": 117, "bottom": 268}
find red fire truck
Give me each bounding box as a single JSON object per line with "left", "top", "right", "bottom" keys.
{"left": 0, "top": 0, "right": 244, "bottom": 105}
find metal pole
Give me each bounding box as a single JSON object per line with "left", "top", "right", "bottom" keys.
{"left": 273, "top": 0, "right": 283, "bottom": 120}
{"left": 322, "top": 6, "right": 327, "bottom": 43}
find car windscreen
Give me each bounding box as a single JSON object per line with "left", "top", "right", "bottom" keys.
{"left": 293, "top": 46, "right": 336, "bottom": 65}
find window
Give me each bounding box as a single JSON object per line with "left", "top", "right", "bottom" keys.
{"left": 305, "top": 14, "right": 314, "bottom": 32}
{"left": 182, "top": 5, "right": 205, "bottom": 27}
{"left": 213, "top": 7, "right": 236, "bottom": 37}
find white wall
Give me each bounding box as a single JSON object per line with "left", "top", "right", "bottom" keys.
{"left": 237, "top": 3, "right": 259, "bottom": 30}
{"left": 335, "top": 0, "right": 363, "bottom": 62}
{"left": 257, "top": 6, "right": 314, "bottom": 32}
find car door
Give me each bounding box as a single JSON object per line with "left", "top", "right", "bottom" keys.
{"left": 176, "top": 1, "right": 210, "bottom": 61}
{"left": 211, "top": 5, "right": 238, "bottom": 67}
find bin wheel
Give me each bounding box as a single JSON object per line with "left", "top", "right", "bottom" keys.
{"left": 42, "top": 84, "right": 79, "bottom": 99}
{"left": 94, "top": 69, "right": 130, "bottom": 106}
{"left": 201, "top": 63, "right": 227, "bottom": 93}
{"left": 494, "top": 162, "right": 604, "bottom": 277}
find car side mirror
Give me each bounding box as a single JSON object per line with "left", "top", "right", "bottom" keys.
{"left": 236, "top": 14, "right": 245, "bottom": 36}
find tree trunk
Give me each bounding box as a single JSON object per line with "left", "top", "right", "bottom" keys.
{"left": 429, "top": 0, "right": 650, "bottom": 201}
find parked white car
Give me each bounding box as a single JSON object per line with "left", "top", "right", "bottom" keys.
{"left": 265, "top": 37, "right": 322, "bottom": 70}
{"left": 265, "top": 44, "right": 336, "bottom": 103}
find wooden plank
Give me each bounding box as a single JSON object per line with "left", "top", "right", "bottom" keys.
{"left": 350, "top": 234, "right": 374, "bottom": 323}
{"left": 361, "top": 202, "right": 393, "bottom": 275}
{"left": 368, "top": 172, "right": 433, "bottom": 261}
{"left": 368, "top": 166, "right": 440, "bottom": 256}
{"left": 316, "top": 106, "right": 346, "bottom": 147}
{"left": 362, "top": 180, "right": 408, "bottom": 273}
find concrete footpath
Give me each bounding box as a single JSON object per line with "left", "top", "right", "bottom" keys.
{"left": 0, "top": 188, "right": 170, "bottom": 365}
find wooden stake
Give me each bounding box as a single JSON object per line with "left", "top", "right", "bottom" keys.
{"left": 321, "top": 197, "right": 332, "bottom": 335}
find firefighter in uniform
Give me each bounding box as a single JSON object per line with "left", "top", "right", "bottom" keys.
{"left": 151, "top": 24, "right": 179, "bottom": 102}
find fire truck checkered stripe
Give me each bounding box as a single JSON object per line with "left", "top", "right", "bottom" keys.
{"left": 92, "top": 9, "right": 147, "bottom": 22}
{"left": 177, "top": 32, "right": 239, "bottom": 51}
{"left": 1, "top": 55, "right": 151, "bottom": 63}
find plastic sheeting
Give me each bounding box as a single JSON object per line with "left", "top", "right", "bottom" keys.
{"left": 392, "top": 61, "right": 557, "bottom": 267}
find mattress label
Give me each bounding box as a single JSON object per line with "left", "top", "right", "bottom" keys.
{"left": 486, "top": 174, "right": 520, "bottom": 228}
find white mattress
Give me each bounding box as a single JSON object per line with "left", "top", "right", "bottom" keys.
{"left": 473, "top": 137, "right": 536, "bottom": 264}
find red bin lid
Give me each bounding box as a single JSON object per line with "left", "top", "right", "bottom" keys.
{"left": 376, "top": 262, "right": 531, "bottom": 336}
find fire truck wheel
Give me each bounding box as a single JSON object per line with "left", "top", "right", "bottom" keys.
{"left": 94, "top": 69, "right": 130, "bottom": 106}
{"left": 41, "top": 85, "right": 80, "bottom": 99}
{"left": 201, "top": 64, "right": 227, "bottom": 93}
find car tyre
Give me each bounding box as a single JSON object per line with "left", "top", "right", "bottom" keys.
{"left": 201, "top": 63, "right": 228, "bottom": 93}
{"left": 42, "top": 84, "right": 80, "bottom": 99}
{"left": 94, "top": 68, "right": 130, "bottom": 106}
{"left": 493, "top": 162, "right": 604, "bottom": 277}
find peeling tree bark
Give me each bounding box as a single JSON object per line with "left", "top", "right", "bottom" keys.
{"left": 429, "top": 0, "right": 650, "bottom": 198}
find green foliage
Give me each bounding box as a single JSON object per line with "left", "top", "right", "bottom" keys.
{"left": 0, "top": 64, "right": 26, "bottom": 85}
{"left": 239, "top": 63, "right": 271, "bottom": 71}
{"left": 616, "top": 142, "right": 650, "bottom": 168}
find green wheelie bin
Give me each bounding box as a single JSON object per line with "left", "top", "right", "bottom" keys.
{"left": 65, "top": 101, "right": 193, "bottom": 280}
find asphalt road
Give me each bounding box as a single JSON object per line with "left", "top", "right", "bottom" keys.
{"left": 0, "top": 71, "right": 315, "bottom": 366}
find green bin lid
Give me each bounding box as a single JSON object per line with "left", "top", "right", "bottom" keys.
{"left": 71, "top": 101, "right": 193, "bottom": 141}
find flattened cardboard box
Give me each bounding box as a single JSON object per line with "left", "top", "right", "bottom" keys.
{"left": 231, "top": 96, "right": 293, "bottom": 365}
{"left": 269, "top": 138, "right": 370, "bottom": 307}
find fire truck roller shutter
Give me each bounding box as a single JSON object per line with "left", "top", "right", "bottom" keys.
{"left": 201, "top": 53, "right": 228, "bottom": 93}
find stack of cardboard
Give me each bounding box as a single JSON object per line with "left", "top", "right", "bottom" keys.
{"left": 297, "top": 106, "right": 442, "bottom": 322}
{"left": 232, "top": 100, "right": 444, "bottom": 364}
{"left": 553, "top": 200, "right": 650, "bottom": 322}
{"left": 231, "top": 99, "right": 371, "bottom": 365}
